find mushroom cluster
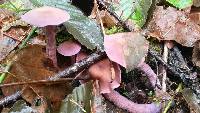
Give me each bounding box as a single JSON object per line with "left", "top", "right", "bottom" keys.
{"left": 21, "top": 6, "right": 161, "bottom": 113}
{"left": 21, "top": 6, "right": 70, "bottom": 67}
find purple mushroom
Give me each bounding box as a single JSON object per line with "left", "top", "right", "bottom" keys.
{"left": 57, "top": 40, "right": 81, "bottom": 56}
{"left": 21, "top": 6, "right": 70, "bottom": 67}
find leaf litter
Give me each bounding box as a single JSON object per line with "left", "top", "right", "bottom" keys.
{"left": 0, "top": 0, "right": 200, "bottom": 113}
{"left": 147, "top": 6, "right": 200, "bottom": 47}
{"left": 1, "top": 45, "right": 73, "bottom": 112}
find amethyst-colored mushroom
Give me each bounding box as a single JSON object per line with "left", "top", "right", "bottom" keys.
{"left": 21, "top": 6, "right": 70, "bottom": 67}
{"left": 103, "top": 91, "right": 161, "bottom": 113}
{"left": 88, "top": 59, "right": 121, "bottom": 93}
{"left": 57, "top": 41, "right": 81, "bottom": 56}
{"left": 104, "top": 33, "right": 160, "bottom": 88}
{"left": 76, "top": 52, "right": 121, "bottom": 94}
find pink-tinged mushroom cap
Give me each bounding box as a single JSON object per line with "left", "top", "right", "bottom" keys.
{"left": 104, "top": 32, "right": 149, "bottom": 71}
{"left": 104, "top": 35, "right": 126, "bottom": 67}
{"left": 21, "top": 6, "right": 70, "bottom": 27}
{"left": 57, "top": 41, "right": 81, "bottom": 56}
{"left": 89, "top": 59, "right": 121, "bottom": 94}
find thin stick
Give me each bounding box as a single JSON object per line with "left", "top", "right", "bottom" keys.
{"left": 0, "top": 52, "right": 106, "bottom": 107}
{"left": 162, "top": 42, "right": 168, "bottom": 92}
{"left": 0, "top": 78, "right": 88, "bottom": 88}
{"left": 0, "top": 91, "right": 22, "bottom": 107}
{"left": 49, "top": 52, "right": 106, "bottom": 80}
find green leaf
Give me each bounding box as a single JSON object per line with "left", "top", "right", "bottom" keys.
{"left": 59, "top": 82, "right": 100, "bottom": 113}
{"left": 166, "top": 0, "right": 193, "bottom": 9}
{"left": 111, "top": 0, "right": 152, "bottom": 28}
{"left": 30, "top": 0, "right": 104, "bottom": 51}
{"left": 0, "top": 0, "right": 34, "bottom": 13}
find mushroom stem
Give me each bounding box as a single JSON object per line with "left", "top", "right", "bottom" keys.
{"left": 137, "top": 62, "right": 161, "bottom": 88}
{"left": 103, "top": 91, "right": 161, "bottom": 113}
{"left": 45, "top": 25, "right": 57, "bottom": 67}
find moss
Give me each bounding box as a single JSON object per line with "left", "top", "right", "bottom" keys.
{"left": 56, "top": 30, "right": 73, "bottom": 44}
{"left": 105, "top": 26, "right": 125, "bottom": 35}
{"left": 148, "top": 38, "right": 162, "bottom": 53}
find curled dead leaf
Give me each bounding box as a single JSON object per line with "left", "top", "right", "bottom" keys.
{"left": 147, "top": 6, "right": 200, "bottom": 47}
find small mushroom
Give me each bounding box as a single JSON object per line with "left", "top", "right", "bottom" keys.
{"left": 21, "top": 6, "right": 70, "bottom": 67}
{"left": 57, "top": 40, "right": 81, "bottom": 56}
{"left": 76, "top": 52, "right": 121, "bottom": 94}
{"left": 57, "top": 40, "right": 81, "bottom": 64}
{"left": 88, "top": 59, "right": 121, "bottom": 94}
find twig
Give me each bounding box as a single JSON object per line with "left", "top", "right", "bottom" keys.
{"left": 0, "top": 91, "right": 22, "bottom": 107}
{"left": 0, "top": 78, "right": 88, "bottom": 88}
{"left": 162, "top": 42, "right": 168, "bottom": 92}
{"left": 0, "top": 52, "right": 106, "bottom": 107}
{"left": 96, "top": 0, "right": 130, "bottom": 31}
{"left": 148, "top": 50, "right": 180, "bottom": 76}
{"left": 69, "top": 99, "right": 87, "bottom": 113}
{"left": 172, "top": 46, "right": 190, "bottom": 71}
{"left": 49, "top": 52, "right": 106, "bottom": 80}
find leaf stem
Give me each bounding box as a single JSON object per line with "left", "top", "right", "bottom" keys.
{"left": 0, "top": 61, "right": 13, "bottom": 83}
{"left": 17, "top": 27, "right": 37, "bottom": 51}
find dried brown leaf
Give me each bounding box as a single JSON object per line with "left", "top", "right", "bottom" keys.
{"left": 193, "top": 0, "right": 200, "bottom": 7}
{"left": 0, "top": 9, "right": 30, "bottom": 61}
{"left": 1, "top": 45, "right": 72, "bottom": 112}
{"left": 147, "top": 6, "right": 200, "bottom": 47}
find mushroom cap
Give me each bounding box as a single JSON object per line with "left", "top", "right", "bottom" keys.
{"left": 57, "top": 41, "right": 81, "bottom": 56}
{"left": 21, "top": 6, "right": 70, "bottom": 27}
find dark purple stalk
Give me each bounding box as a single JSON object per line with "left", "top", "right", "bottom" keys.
{"left": 103, "top": 91, "right": 161, "bottom": 113}
{"left": 137, "top": 62, "right": 161, "bottom": 88}
{"left": 46, "top": 25, "right": 57, "bottom": 67}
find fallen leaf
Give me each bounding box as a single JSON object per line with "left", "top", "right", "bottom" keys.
{"left": 182, "top": 88, "right": 200, "bottom": 113}
{"left": 0, "top": 9, "right": 29, "bottom": 61}
{"left": 147, "top": 6, "right": 200, "bottom": 47}
{"left": 104, "top": 32, "right": 149, "bottom": 71}
{"left": 193, "top": 0, "right": 200, "bottom": 7}
{"left": 189, "top": 11, "right": 200, "bottom": 25}
{"left": 60, "top": 81, "right": 124, "bottom": 113}
{"left": 59, "top": 82, "right": 95, "bottom": 113}
{"left": 1, "top": 45, "right": 73, "bottom": 112}
{"left": 100, "top": 10, "right": 118, "bottom": 28}
{"left": 8, "top": 100, "right": 37, "bottom": 113}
